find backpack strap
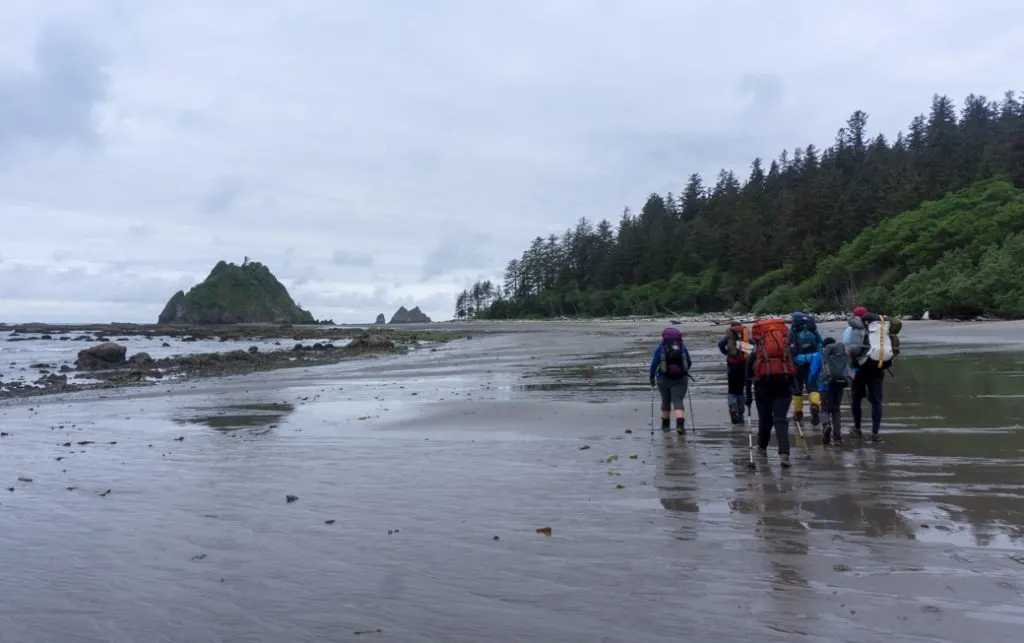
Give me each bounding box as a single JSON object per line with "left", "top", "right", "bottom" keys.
{"left": 877, "top": 314, "right": 886, "bottom": 368}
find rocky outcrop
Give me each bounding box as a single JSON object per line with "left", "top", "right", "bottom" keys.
{"left": 374, "top": 313, "right": 386, "bottom": 324}
{"left": 157, "top": 260, "right": 316, "bottom": 325}
{"left": 388, "top": 306, "right": 432, "bottom": 324}
{"left": 76, "top": 342, "right": 127, "bottom": 370}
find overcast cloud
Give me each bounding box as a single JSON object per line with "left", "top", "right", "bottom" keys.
{"left": 2, "top": 0, "right": 1022, "bottom": 324}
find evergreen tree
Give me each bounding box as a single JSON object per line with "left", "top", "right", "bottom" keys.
{"left": 458, "top": 89, "right": 1024, "bottom": 320}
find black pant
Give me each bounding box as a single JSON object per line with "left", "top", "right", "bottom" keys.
{"left": 851, "top": 362, "right": 884, "bottom": 434}
{"left": 754, "top": 378, "right": 792, "bottom": 455}
{"left": 791, "top": 363, "right": 811, "bottom": 396}
{"left": 820, "top": 384, "right": 845, "bottom": 438}
{"left": 726, "top": 366, "right": 745, "bottom": 395}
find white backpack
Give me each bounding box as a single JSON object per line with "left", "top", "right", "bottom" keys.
{"left": 865, "top": 316, "right": 895, "bottom": 365}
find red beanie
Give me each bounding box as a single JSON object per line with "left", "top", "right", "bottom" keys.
{"left": 853, "top": 306, "right": 868, "bottom": 317}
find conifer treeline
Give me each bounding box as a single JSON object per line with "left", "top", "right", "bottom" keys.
{"left": 454, "top": 91, "right": 1024, "bottom": 319}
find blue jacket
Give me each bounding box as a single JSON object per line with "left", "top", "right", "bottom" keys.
{"left": 791, "top": 328, "right": 824, "bottom": 367}
{"left": 806, "top": 351, "right": 824, "bottom": 392}
{"left": 650, "top": 342, "right": 692, "bottom": 382}
{"left": 840, "top": 326, "right": 861, "bottom": 375}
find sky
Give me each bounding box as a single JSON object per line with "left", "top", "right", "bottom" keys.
{"left": 2, "top": 0, "right": 1023, "bottom": 324}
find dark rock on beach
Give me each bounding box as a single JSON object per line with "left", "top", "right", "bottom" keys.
{"left": 75, "top": 342, "right": 128, "bottom": 370}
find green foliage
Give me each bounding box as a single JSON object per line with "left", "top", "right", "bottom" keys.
{"left": 760, "top": 178, "right": 1024, "bottom": 319}
{"left": 456, "top": 89, "right": 1024, "bottom": 320}
{"left": 158, "top": 259, "right": 316, "bottom": 325}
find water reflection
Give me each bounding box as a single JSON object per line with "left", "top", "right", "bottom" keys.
{"left": 172, "top": 401, "right": 296, "bottom": 431}
{"left": 887, "top": 353, "right": 1024, "bottom": 430}
{"left": 653, "top": 435, "right": 701, "bottom": 540}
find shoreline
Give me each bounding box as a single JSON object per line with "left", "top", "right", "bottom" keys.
{"left": 0, "top": 325, "right": 468, "bottom": 402}
{"left": 5, "top": 316, "right": 1023, "bottom": 404}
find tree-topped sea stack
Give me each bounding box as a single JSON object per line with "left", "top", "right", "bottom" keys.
{"left": 388, "top": 306, "right": 431, "bottom": 324}
{"left": 158, "top": 260, "right": 316, "bottom": 325}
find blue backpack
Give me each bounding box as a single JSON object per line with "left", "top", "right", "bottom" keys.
{"left": 790, "top": 312, "right": 820, "bottom": 356}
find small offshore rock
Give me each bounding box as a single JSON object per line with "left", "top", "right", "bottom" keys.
{"left": 17, "top": 476, "right": 33, "bottom": 483}
{"left": 286, "top": 494, "right": 299, "bottom": 503}
{"left": 324, "top": 519, "right": 336, "bottom": 525}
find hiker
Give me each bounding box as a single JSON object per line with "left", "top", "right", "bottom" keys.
{"left": 649, "top": 327, "right": 693, "bottom": 434}
{"left": 718, "top": 320, "right": 750, "bottom": 424}
{"left": 744, "top": 317, "right": 797, "bottom": 468}
{"left": 789, "top": 311, "right": 824, "bottom": 430}
{"left": 842, "top": 306, "right": 900, "bottom": 442}
{"left": 808, "top": 337, "right": 853, "bottom": 446}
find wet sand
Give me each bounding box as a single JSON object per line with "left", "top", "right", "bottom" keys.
{"left": 2, "top": 320, "right": 1023, "bottom": 642}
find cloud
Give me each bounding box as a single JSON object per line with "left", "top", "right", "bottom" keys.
{"left": 2, "top": 1, "right": 1023, "bottom": 323}
{"left": 0, "top": 19, "right": 111, "bottom": 156}
{"left": 420, "top": 232, "right": 493, "bottom": 281}
{"left": 199, "top": 178, "right": 243, "bottom": 215}
{"left": 332, "top": 249, "right": 375, "bottom": 267}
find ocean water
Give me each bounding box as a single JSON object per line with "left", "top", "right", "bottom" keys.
{"left": 0, "top": 330, "right": 349, "bottom": 389}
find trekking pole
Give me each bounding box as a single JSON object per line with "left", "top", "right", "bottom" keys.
{"left": 687, "top": 388, "right": 697, "bottom": 433}
{"left": 793, "top": 412, "right": 811, "bottom": 459}
{"left": 742, "top": 354, "right": 756, "bottom": 471}
{"left": 650, "top": 386, "right": 655, "bottom": 435}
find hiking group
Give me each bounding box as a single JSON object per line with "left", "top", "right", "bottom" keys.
{"left": 649, "top": 307, "right": 901, "bottom": 468}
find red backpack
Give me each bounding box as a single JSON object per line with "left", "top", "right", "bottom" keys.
{"left": 751, "top": 318, "right": 796, "bottom": 379}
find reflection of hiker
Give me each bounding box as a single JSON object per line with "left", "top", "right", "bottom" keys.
{"left": 649, "top": 327, "right": 693, "bottom": 434}
{"left": 789, "top": 312, "right": 823, "bottom": 429}
{"left": 718, "top": 320, "right": 750, "bottom": 425}
{"left": 842, "top": 306, "right": 900, "bottom": 442}
{"left": 744, "top": 318, "right": 796, "bottom": 468}
{"left": 808, "top": 337, "right": 852, "bottom": 446}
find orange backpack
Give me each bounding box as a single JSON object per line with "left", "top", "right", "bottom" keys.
{"left": 751, "top": 318, "right": 796, "bottom": 379}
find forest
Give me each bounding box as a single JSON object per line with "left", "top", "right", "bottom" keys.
{"left": 454, "top": 90, "right": 1024, "bottom": 320}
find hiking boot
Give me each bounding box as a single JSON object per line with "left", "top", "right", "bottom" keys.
{"left": 851, "top": 426, "right": 864, "bottom": 440}
{"left": 821, "top": 425, "right": 831, "bottom": 446}
{"left": 728, "top": 408, "right": 739, "bottom": 425}
{"left": 810, "top": 405, "right": 820, "bottom": 426}
{"left": 661, "top": 418, "right": 670, "bottom": 432}
{"left": 833, "top": 437, "right": 843, "bottom": 448}
{"left": 758, "top": 447, "right": 768, "bottom": 456}
{"left": 870, "top": 434, "right": 882, "bottom": 444}
{"left": 780, "top": 454, "right": 791, "bottom": 468}
{"left": 676, "top": 419, "right": 686, "bottom": 435}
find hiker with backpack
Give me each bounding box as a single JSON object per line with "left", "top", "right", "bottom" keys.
{"left": 744, "top": 318, "right": 797, "bottom": 468}
{"left": 649, "top": 327, "right": 693, "bottom": 434}
{"left": 842, "top": 306, "right": 901, "bottom": 442}
{"left": 808, "top": 337, "right": 853, "bottom": 446}
{"left": 789, "top": 312, "right": 824, "bottom": 431}
{"left": 718, "top": 320, "right": 750, "bottom": 425}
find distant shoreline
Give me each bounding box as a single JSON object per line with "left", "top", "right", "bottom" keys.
{"left": 0, "top": 323, "right": 466, "bottom": 402}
